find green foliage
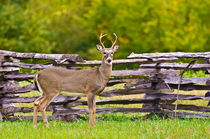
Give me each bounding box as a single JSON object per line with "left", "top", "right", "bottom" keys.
{"left": 0, "top": 0, "right": 52, "bottom": 53}
{"left": 182, "top": 70, "right": 210, "bottom": 78}
{"left": 0, "top": 0, "right": 210, "bottom": 59}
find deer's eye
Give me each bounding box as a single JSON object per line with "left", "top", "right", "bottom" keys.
{"left": 103, "top": 52, "right": 107, "bottom": 55}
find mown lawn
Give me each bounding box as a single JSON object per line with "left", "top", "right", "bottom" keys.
{"left": 1, "top": 79, "right": 209, "bottom": 139}
{"left": 0, "top": 118, "right": 210, "bottom": 139}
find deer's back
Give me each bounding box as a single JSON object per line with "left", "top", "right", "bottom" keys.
{"left": 36, "top": 67, "right": 106, "bottom": 94}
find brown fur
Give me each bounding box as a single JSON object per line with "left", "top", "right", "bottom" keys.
{"left": 33, "top": 34, "right": 119, "bottom": 128}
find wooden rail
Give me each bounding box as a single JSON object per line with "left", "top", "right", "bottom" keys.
{"left": 0, "top": 50, "right": 210, "bottom": 121}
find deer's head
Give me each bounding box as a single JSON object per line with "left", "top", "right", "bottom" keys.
{"left": 96, "top": 33, "right": 120, "bottom": 65}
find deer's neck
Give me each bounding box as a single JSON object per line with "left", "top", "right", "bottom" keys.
{"left": 99, "top": 59, "right": 112, "bottom": 81}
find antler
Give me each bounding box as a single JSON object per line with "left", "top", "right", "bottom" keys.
{"left": 111, "top": 33, "right": 118, "bottom": 49}
{"left": 99, "top": 34, "right": 107, "bottom": 48}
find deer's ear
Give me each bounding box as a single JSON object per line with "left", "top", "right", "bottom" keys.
{"left": 96, "top": 44, "right": 103, "bottom": 52}
{"left": 113, "top": 44, "right": 120, "bottom": 52}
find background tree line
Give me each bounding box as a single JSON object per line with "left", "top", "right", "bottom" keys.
{"left": 0, "top": 0, "right": 210, "bottom": 60}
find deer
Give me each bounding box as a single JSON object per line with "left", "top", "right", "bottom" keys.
{"left": 33, "top": 33, "right": 120, "bottom": 128}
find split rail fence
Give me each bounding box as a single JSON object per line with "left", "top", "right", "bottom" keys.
{"left": 0, "top": 50, "right": 210, "bottom": 121}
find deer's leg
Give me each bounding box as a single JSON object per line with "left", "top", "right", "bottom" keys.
{"left": 87, "top": 93, "right": 96, "bottom": 126}
{"left": 33, "top": 96, "right": 44, "bottom": 128}
{"left": 39, "top": 93, "right": 58, "bottom": 128}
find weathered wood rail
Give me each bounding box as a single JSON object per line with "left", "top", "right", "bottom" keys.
{"left": 0, "top": 50, "right": 210, "bottom": 121}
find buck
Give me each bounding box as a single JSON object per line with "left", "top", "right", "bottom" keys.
{"left": 33, "top": 33, "right": 120, "bottom": 128}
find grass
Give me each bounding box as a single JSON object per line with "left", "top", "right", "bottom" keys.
{"left": 3, "top": 74, "right": 209, "bottom": 139}
{"left": 0, "top": 118, "right": 210, "bottom": 139}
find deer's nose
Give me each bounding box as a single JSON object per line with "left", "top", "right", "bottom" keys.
{"left": 107, "top": 59, "right": 112, "bottom": 63}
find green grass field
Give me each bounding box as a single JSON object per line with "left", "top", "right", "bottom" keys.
{"left": 1, "top": 78, "right": 210, "bottom": 139}
{"left": 0, "top": 118, "right": 210, "bottom": 139}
